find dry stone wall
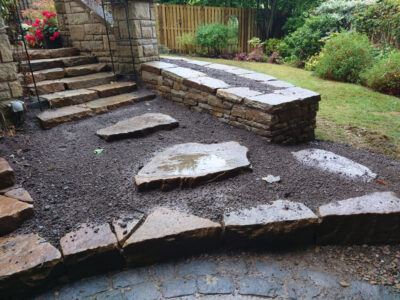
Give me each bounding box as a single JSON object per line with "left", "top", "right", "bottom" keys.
{"left": 141, "top": 61, "right": 320, "bottom": 144}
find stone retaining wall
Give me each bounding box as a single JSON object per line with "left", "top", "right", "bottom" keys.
{"left": 141, "top": 61, "right": 320, "bottom": 143}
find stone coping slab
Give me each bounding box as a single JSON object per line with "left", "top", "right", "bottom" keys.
{"left": 183, "top": 76, "right": 230, "bottom": 94}
{"left": 161, "top": 67, "right": 207, "bottom": 83}
{"left": 293, "top": 149, "right": 377, "bottom": 182}
{"left": 0, "top": 195, "right": 34, "bottom": 235}
{"left": 206, "top": 63, "right": 238, "bottom": 71}
{"left": 0, "top": 157, "right": 15, "bottom": 189}
{"left": 96, "top": 113, "right": 179, "bottom": 141}
{"left": 216, "top": 87, "right": 263, "bottom": 104}
{"left": 141, "top": 61, "right": 177, "bottom": 74}
{"left": 135, "top": 141, "right": 251, "bottom": 191}
{"left": 240, "top": 72, "right": 276, "bottom": 82}
{"left": 244, "top": 93, "right": 300, "bottom": 111}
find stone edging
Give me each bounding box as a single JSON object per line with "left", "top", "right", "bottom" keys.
{"left": 2, "top": 191, "right": 400, "bottom": 298}
{"left": 141, "top": 58, "right": 321, "bottom": 144}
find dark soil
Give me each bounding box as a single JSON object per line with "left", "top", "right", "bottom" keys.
{"left": 1, "top": 95, "right": 400, "bottom": 245}
{"left": 162, "top": 58, "right": 279, "bottom": 94}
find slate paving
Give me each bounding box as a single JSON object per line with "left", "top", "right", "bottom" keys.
{"left": 33, "top": 255, "right": 399, "bottom": 300}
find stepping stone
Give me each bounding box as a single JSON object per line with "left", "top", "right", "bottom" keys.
{"left": 97, "top": 113, "right": 179, "bottom": 141}
{"left": 162, "top": 67, "right": 206, "bottom": 83}
{"left": 123, "top": 207, "right": 221, "bottom": 264}
{"left": 224, "top": 200, "right": 318, "bottom": 246}
{"left": 87, "top": 82, "right": 137, "bottom": 98}
{"left": 60, "top": 223, "right": 122, "bottom": 277}
{"left": 317, "top": 192, "right": 400, "bottom": 244}
{"left": 41, "top": 89, "right": 99, "bottom": 108}
{"left": 141, "top": 61, "right": 177, "bottom": 74}
{"left": 112, "top": 214, "right": 144, "bottom": 245}
{"left": 240, "top": 72, "right": 276, "bottom": 82}
{"left": 135, "top": 141, "right": 251, "bottom": 191}
{"left": 37, "top": 105, "right": 93, "bottom": 129}
{"left": 0, "top": 195, "right": 34, "bottom": 235}
{"left": 5, "top": 188, "right": 33, "bottom": 204}
{"left": 293, "top": 149, "right": 377, "bottom": 182}
{"left": 0, "top": 184, "right": 20, "bottom": 194}
{"left": 183, "top": 76, "right": 230, "bottom": 93}
{"left": 64, "top": 63, "right": 109, "bottom": 77}
{"left": 34, "top": 68, "right": 65, "bottom": 81}
{"left": 29, "top": 79, "right": 65, "bottom": 95}
{"left": 60, "top": 72, "right": 114, "bottom": 90}
{"left": 0, "top": 158, "right": 15, "bottom": 189}
{"left": 0, "top": 234, "right": 62, "bottom": 298}
{"left": 217, "top": 87, "right": 262, "bottom": 104}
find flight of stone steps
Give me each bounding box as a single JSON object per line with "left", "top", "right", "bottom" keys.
{"left": 20, "top": 47, "right": 155, "bottom": 129}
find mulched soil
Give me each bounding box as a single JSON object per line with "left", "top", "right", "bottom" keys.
{"left": 162, "top": 58, "right": 280, "bottom": 93}
{"left": 1, "top": 95, "right": 400, "bottom": 247}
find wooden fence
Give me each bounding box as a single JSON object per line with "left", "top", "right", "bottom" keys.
{"left": 155, "top": 4, "right": 260, "bottom": 54}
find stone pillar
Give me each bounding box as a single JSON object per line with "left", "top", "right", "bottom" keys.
{"left": 53, "top": 0, "right": 72, "bottom": 47}
{"left": 0, "top": 16, "right": 23, "bottom": 122}
{"left": 111, "top": 0, "right": 159, "bottom": 75}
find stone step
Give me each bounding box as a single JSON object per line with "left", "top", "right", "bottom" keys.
{"left": 28, "top": 79, "right": 65, "bottom": 96}
{"left": 87, "top": 82, "right": 137, "bottom": 98}
{"left": 64, "top": 63, "right": 110, "bottom": 77}
{"left": 24, "top": 56, "right": 97, "bottom": 72}
{"left": 41, "top": 89, "right": 99, "bottom": 108}
{"left": 0, "top": 195, "right": 34, "bottom": 235}
{"left": 37, "top": 89, "right": 156, "bottom": 129}
{"left": 14, "top": 47, "right": 79, "bottom": 61}
{"left": 60, "top": 72, "right": 115, "bottom": 90}
{"left": 33, "top": 68, "right": 65, "bottom": 82}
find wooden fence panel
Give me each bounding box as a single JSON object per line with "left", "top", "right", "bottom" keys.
{"left": 156, "top": 4, "right": 260, "bottom": 54}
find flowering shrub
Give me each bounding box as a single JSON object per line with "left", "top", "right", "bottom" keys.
{"left": 24, "top": 11, "right": 59, "bottom": 47}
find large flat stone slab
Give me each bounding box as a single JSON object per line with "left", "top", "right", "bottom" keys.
{"left": 162, "top": 67, "right": 206, "bottom": 83}
{"left": 317, "top": 192, "right": 400, "bottom": 244}
{"left": 293, "top": 149, "right": 377, "bottom": 182}
{"left": 183, "top": 76, "right": 230, "bottom": 93}
{"left": 0, "top": 234, "right": 62, "bottom": 298}
{"left": 217, "top": 87, "right": 262, "bottom": 104}
{"left": 35, "top": 68, "right": 65, "bottom": 80}
{"left": 224, "top": 200, "right": 318, "bottom": 246}
{"left": 87, "top": 82, "right": 137, "bottom": 98}
{"left": 64, "top": 63, "right": 108, "bottom": 77}
{"left": 29, "top": 79, "right": 65, "bottom": 95}
{"left": 112, "top": 214, "right": 144, "bottom": 245}
{"left": 5, "top": 188, "right": 33, "bottom": 204}
{"left": 244, "top": 93, "right": 299, "bottom": 111}
{"left": 206, "top": 63, "right": 237, "bottom": 71}
{"left": 60, "top": 72, "right": 114, "bottom": 90}
{"left": 135, "top": 141, "right": 251, "bottom": 191}
{"left": 123, "top": 207, "right": 221, "bottom": 264}
{"left": 37, "top": 105, "right": 93, "bottom": 129}
{"left": 97, "top": 113, "right": 179, "bottom": 141}
{"left": 0, "top": 158, "right": 15, "bottom": 189}
{"left": 60, "top": 223, "right": 122, "bottom": 277}
{"left": 240, "top": 72, "right": 276, "bottom": 82}
{"left": 0, "top": 195, "right": 33, "bottom": 235}
{"left": 42, "top": 89, "right": 99, "bottom": 108}
{"left": 141, "top": 61, "right": 177, "bottom": 74}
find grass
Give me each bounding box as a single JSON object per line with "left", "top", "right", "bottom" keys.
{"left": 165, "top": 55, "right": 400, "bottom": 161}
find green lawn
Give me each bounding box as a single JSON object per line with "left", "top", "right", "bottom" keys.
{"left": 166, "top": 55, "right": 400, "bottom": 160}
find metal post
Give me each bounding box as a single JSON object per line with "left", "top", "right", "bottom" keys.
{"left": 101, "top": 0, "right": 116, "bottom": 76}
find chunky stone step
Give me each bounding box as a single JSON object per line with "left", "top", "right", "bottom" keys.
{"left": 64, "top": 63, "right": 109, "bottom": 77}
{"left": 37, "top": 105, "right": 93, "bottom": 129}
{"left": 112, "top": 214, "right": 144, "bottom": 245}
{"left": 85, "top": 90, "right": 156, "bottom": 114}
{"left": 23, "top": 47, "right": 79, "bottom": 60}
{"left": 0, "top": 234, "right": 62, "bottom": 298}
{"left": 41, "top": 89, "right": 99, "bottom": 108}
{"left": 29, "top": 79, "right": 65, "bottom": 95}
{"left": 0, "top": 158, "right": 15, "bottom": 189}
{"left": 33, "top": 68, "right": 65, "bottom": 82}
{"left": 0, "top": 195, "right": 33, "bottom": 235}
{"left": 87, "top": 82, "right": 137, "bottom": 98}
{"left": 25, "top": 56, "right": 97, "bottom": 71}
{"left": 96, "top": 113, "right": 179, "bottom": 141}
{"left": 60, "top": 72, "right": 114, "bottom": 90}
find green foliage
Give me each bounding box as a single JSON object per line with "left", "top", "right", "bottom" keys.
{"left": 284, "top": 15, "right": 341, "bottom": 60}
{"left": 195, "top": 22, "right": 237, "bottom": 56}
{"left": 314, "top": 32, "right": 374, "bottom": 83}
{"left": 178, "top": 32, "right": 197, "bottom": 54}
{"left": 264, "top": 38, "right": 281, "bottom": 55}
{"left": 248, "top": 37, "right": 264, "bottom": 49}
{"left": 0, "top": 0, "right": 19, "bottom": 42}
{"left": 354, "top": 0, "right": 400, "bottom": 49}
{"left": 361, "top": 50, "right": 400, "bottom": 96}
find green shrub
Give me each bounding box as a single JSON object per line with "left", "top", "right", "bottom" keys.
{"left": 178, "top": 33, "right": 196, "bottom": 54}
{"left": 195, "top": 23, "right": 237, "bottom": 56}
{"left": 361, "top": 51, "right": 400, "bottom": 96}
{"left": 314, "top": 32, "right": 374, "bottom": 83}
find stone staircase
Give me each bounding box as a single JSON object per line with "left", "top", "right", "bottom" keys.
{"left": 21, "top": 47, "right": 156, "bottom": 129}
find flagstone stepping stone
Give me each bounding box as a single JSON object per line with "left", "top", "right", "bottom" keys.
{"left": 224, "top": 200, "right": 318, "bottom": 246}
{"left": 60, "top": 223, "right": 122, "bottom": 277}
{"left": 0, "top": 157, "right": 15, "bottom": 189}
{"left": 96, "top": 113, "right": 179, "bottom": 141}
{"left": 112, "top": 214, "right": 144, "bottom": 245}
{"left": 0, "top": 234, "right": 62, "bottom": 297}
{"left": 0, "top": 195, "right": 33, "bottom": 235}
{"left": 4, "top": 188, "right": 33, "bottom": 204}
{"left": 183, "top": 76, "right": 230, "bottom": 93}
{"left": 135, "top": 141, "right": 251, "bottom": 191}
{"left": 37, "top": 105, "right": 93, "bottom": 129}
{"left": 123, "top": 207, "right": 221, "bottom": 264}
{"left": 317, "top": 192, "right": 400, "bottom": 244}
{"left": 0, "top": 184, "right": 20, "bottom": 194}
{"left": 293, "top": 149, "right": 377, "bottom": 182}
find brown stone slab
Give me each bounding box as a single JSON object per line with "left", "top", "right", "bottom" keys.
{"left": 25, "top": 57, "right": 64, "bottom": 71}
{"left": 37, "top": 105, "right": 92, "bottom": 129}
{"left": 0, "top": 195, "right": 33, "bottom": 235}
{"left": 224, "top": 200, "right": 318, "bottom": 246}
{"left": 42, "top": 89, "right": 99, "bottom": 108}
{"left": 0, "top": 234, "right": 62, "bottom": 298}
{"left": 217, "top": 87, "right": 262, "bottom": 104}
{"left": 273, "top": 87, "right": 320, "bottom": 102}
{"left": 0, "top": 157, "right": 15, "bottom": 189}
{"left": 123, "top": 207, "right": 221, "bottom": 264}
{"left": 29, "top": 80, "right": 65, "bottom": 95}
{"left": 224, "top": 68, "right": 253, "bottom": 76}
{"left": 266, "top": 80, "right": 294, "bottom": 89}
{"left": 244, "top": 93, "right": 299, "bottom": 111}
{"left": 64, "top": 63, "right": 109, "bottom": 77}
{"left": 26, "top": 49, "right": 51, "bottom": 60}
{"left": 87, "top": 82, "right": 137, "bottom": 98}
{"left": 240, "top": 72, "right": 276, "bottom": 82}
{"left": 162, "top": 67, "right": 206, "bottom": 83}
{"left": 183, "top": 76, "right": 230, "bottom": 94}
{"left": 135, "top": 141, "right": 251, "bottom": 191}
{"left": 97, "top": 113, "right": 179, "bottom": 141}
{"left": 0, "top": 184, "right": 20, "bottom": 194}
{"left": 60, "top": 72, "right": 114, "bottom": 90}
{"left": 61, "top": 55, "right": 97, "bottom": 67}
{"left": 49, "top": 47, "right": 79, "bottom": 58}
{"left": 317, "top": 192, "right": 400, "bottom": 244}
{"left": 112, "top": 214, "right": 144, "bottom": 245}
{"left": 141, "top": 61, "right": 177, "bottom": 74}
{"left": 5, "top": 188, "right": 33, "bottom": 204}
{"left": 184, "top": 59, "right": 212, "bottom": 67}
{"left": 34, "top": 68, "right": 65, "bottom": 80}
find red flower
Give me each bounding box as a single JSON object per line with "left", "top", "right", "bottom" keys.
{"left": 26, "top": 34, "right": 35, "bottom": 41}
{"left": 35, "top": 29, "right": 44, "bottom": 41}
{"left": 42, "top": 11, "right": 51, "bottom": 18}
{"left": 26, "top": 20, "right": 30, "bottom": 26}
{"left": 49, "top": 13, "right": 57, "bottom": 17}
{"left": 49, "top": 36, "right": 55, "bottom": 41}
{"left": 53, "top": 32, "right": 60, "bottom": 38}
{"left": 32, "top": 19, "right": 40, "bottom": 27}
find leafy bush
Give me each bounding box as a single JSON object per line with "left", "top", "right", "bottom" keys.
{"left": 248, "top": 37, "right": 264, "bottom": 49}
{"left": 264, "top": 38, "right": 281, "bottom": 55}
{"left": 177, "top": 33, "right": 196, "bottom": 54}
{"left": 195, "top": 22, "right": 237, "bottom": 56}
{"left": 284, "top": 15, "right": 341, "bottom": 60}
{"left": 314, "top": 32, "right": 374, "bottom": 83}
{"left": 361, "top": 51, "right": 400, "bottom": 96}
